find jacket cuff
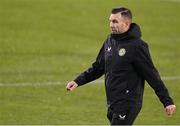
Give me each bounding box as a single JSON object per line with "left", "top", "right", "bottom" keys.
{"left": 74, "top": 77, "right": 85, "bottom": 86}
{"left": 163, "top": 99, "right": 174, "bottom": 108}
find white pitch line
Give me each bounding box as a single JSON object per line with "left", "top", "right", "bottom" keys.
{"left": 161, "top": 76, "right": 180, "bottom": 80}
{"left": 0, "top": 76, "right": 179, "bottom": 87}
{"left": 0, "top": 81, "right": 62, "bottom": 87}
{"left": 161, "top": 0, "right": 180, "bottom": 3}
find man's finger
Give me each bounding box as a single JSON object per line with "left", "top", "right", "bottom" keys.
{"left": 171, "top": 107, "right": 176, "bottom": 114}
{"left": 66, "top": 85, "right": 73, "bottom": 91}
{"left": 70, "top": 85, "right": 76, "bottom": 91}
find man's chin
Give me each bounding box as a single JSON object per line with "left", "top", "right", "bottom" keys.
{"left": 111, "top": 31, "right": 117, "bottom": 34}
{"left": 111, "top": 31, "right": 119, "bottom": 34}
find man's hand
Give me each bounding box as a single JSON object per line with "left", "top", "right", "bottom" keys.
{"left": 66, "top": 81, "right": 78, "bottom": 91}
{"left": 165, "top": 104, "right": 176, "bottom": 116}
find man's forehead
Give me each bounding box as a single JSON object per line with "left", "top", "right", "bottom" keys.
{"left": 109, "top": 13, "right": 122, "bottom": 20}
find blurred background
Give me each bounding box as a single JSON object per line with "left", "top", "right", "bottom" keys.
{"left": 0, "top": 0, "right": 179, "bottom": 124}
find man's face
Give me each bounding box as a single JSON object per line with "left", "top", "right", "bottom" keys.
{"left": 109, "top": 13, "right": 129, "bottom": 34}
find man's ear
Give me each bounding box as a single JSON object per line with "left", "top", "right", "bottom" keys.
{"left": 124, "top": 20, "right": 131, "bottom": 27}
{"left": 122, "top": 17, "right": 131, "bottom": 26}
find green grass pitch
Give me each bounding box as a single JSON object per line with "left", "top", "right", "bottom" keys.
{"left": 0, "top": 0, "right": 180, "bottom": 124}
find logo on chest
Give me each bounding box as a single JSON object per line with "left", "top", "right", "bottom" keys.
{"left": 107, "top": 47, "right": 111, "bottom": 52}
{"left": 119, "top": 48, "right": 126, "bottom": 56}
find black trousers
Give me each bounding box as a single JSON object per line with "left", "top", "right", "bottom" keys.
{"left": 107, "top": 107, "right": 141, "bottom": 125}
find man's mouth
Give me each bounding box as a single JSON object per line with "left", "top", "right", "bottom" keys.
{"left": 111, "top": 28, "right": 117, "bottom": 32}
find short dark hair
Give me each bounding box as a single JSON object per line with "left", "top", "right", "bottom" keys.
{"left": 111, "top": 7, "right": 132, "bottom": 19}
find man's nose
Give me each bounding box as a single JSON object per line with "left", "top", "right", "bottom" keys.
{"left": 110, "top": 22, "right": 114, "bottom": 28}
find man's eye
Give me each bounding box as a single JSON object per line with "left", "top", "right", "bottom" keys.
{"left": 112, "top": 20, "right": 118, "bottom": 23}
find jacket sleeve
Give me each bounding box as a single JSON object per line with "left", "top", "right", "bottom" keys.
{"left": 133, "top": 42, "right": 174, "bottom": 107}
{"left": 74, "top": 43, "right": 105, "bottom": 86}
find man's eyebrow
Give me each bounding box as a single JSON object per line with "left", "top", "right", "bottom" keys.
{"left": 110, "top": 19, "right": 118, "bottom": 22}
{"left": 109, "top": 18, "right": 115, "bottom": 21}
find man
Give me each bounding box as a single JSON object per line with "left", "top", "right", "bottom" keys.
{"left": 66, "top": 7, "right": 176, "bottom": 125}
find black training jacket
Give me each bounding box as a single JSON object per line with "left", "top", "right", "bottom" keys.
{"left": 74, "top": 23, "right": 174, "bottom": 111}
